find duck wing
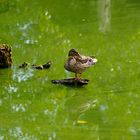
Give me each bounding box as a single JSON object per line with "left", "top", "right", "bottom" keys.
{"left": 74, "top": 56, "right": 89, "bottom": 64}
{"left": 68, "top": 49, "right": 82, "bottom": 58}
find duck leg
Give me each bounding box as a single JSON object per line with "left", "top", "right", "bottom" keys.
{"left": 75, "top": 73, "right": 82, "bottom": 80}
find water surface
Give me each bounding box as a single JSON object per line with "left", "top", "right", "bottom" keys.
{"left": 0, "top": 0, "right": 140, "bottom": 139}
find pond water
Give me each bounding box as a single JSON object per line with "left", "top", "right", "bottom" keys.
{"left": 0, "top": 0, "right": 140, "bottom": 139}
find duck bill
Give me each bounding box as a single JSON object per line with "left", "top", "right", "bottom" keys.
{"left": 92, "top": 58, "right": 98, "bottom": 64}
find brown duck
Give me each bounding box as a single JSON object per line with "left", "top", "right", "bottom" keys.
{"left": 64, "top": 49, "right": 97, "bottom": 79}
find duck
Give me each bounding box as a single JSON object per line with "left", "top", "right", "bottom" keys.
{"left": 64, "top": 49, "right": 97, "bottom": 79}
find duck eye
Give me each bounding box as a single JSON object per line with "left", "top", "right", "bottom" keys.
{"left": 89, "top": 59, "right": 92, "bottom": 62}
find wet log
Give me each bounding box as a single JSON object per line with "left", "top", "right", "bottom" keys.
{"left": 52, "top": 78, "right": 89, "bottom": 87}
{"left": 19, "top": 61, "right": 51, "bottom": 69}
{"left": 0, "top": 44, "right": 12, "bottom": 68}
{"left": 32, "top": 61, "right": 51, "bottom": 69}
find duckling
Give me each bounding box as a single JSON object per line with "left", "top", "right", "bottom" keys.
{"left": 64, "top": 49, "right": 97, "bottom": 79}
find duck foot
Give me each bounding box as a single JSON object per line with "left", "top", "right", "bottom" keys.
{"left": 52, "top": 78, "right": 89, "bottom": 87}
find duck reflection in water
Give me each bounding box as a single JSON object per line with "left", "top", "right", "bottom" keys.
{"left": 64, "top": 49, "right": 97, "bottom": 80}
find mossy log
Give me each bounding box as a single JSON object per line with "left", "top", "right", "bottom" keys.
{"left": 0, "top": 44, "right": 12, "bottom": 68}
{"left": 52, "top": 78, "right": 89, "bottom": 87}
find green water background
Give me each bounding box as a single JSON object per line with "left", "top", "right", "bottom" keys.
{"left": 0, "top": 0, "right": 140, "bottom": 139}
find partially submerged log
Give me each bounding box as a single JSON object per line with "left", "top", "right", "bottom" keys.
{"left": 0, "top": 44, "right": 12, "bottom": 68}
{"left": 52, "top": 78, "right": 89, "bottom": 87}
{"left": 19, "top": 61, "right": 51, "bottom": 69}
{"left": 32, "top": 61, "right": 51, "bottom": 69}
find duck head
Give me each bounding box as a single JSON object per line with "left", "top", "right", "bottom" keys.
{"left": 87, "top": 56, "right": 98, "bottom": 66}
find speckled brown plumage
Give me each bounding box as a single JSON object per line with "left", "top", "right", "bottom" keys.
{"left": 64, "top": 49, "right": 97, "bottom": 79}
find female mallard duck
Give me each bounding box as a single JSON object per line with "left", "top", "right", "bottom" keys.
{"left": 64, "top": 49, "right": 97, "bottom": 79}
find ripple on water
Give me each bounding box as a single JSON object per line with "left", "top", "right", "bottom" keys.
{"left": 99, "top": 104, "right": 109, "bottom": 112}
{"left": 18, "top": 22, "right": 33, "bottom": 30}
{"left": 8, "top": 127, "right": 38, "bottom": 140}
{"left": 12, "top": 103, "right": 27, "bottom": 112}
{"left": 0, "top": 99, "right": 3, "bottom": 106}
{"left": 5, "top": 84, "right": 18, "bottom": 93}
{"left": 13, "top": 69, "right": 34, "bottom": 83}
{"left": 0, "top": 136, "right": 4, "bottom": 140}
{"left": 45, "top": 9, "right": 52, "bottom": 19}
{"left": 48, "top": 132, "right": 56, "bottom": 140}
{"left": 25, "top": 39, "right": 38, "bottom": 45}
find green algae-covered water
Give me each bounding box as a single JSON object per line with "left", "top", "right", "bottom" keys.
{"left": 1, "top": 0, "right": 140, "bottom": 139}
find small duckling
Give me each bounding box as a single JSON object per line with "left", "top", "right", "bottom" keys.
{"left": 64, "top": 49, "right": 97, "bottom": 79}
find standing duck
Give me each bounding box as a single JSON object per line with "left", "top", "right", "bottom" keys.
{"left": 64, "top": 49, "right": 97, "bottom": 79}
